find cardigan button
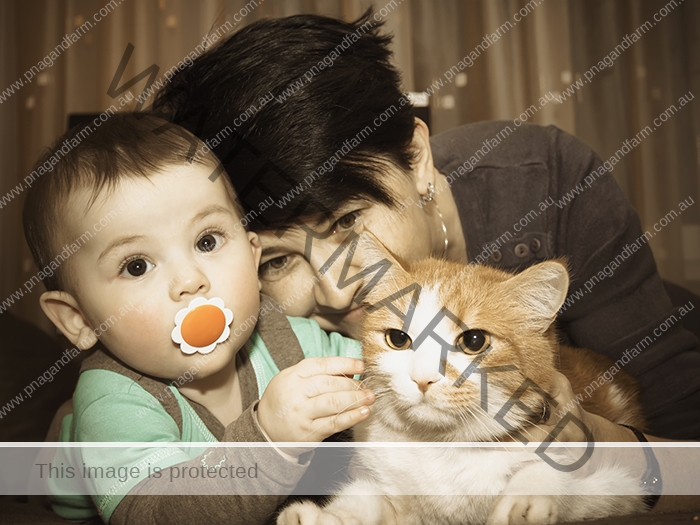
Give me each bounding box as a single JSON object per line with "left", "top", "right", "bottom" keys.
{"left": 514, "top": 243, "right": 530, "bottom": 258}
{"left": 530, "top": 238, "right": 541, "bottom": 252}
{"left": 491, "top": 249, "right": 502, "bottom": 263}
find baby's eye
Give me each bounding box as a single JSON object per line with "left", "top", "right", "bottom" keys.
{"left": 331, "top": 211, "right": 359, "bottom": 234}
{"left": 196, "top": 232, "right": 225, "bottom": 253}
{"left": 120, "top": 258, "right": 154, "bottom": 278}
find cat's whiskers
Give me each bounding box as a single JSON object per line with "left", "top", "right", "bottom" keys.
{"left": 490, "top": 407, "right": 540, "bottom": 443}
{"left": 455, "top": 404, "right": 493, "bottom": 442}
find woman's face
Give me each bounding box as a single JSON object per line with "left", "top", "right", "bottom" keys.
{"left": 257, "top": 170, "right": 442, "bottom": 338}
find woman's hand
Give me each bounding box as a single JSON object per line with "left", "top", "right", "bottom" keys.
{"left": 519, "top": 371, "right": 633, "bottom": 444}
{"left": 256, "top": 356, "right": 375, "bottom": 444}
{"left": 517, "top": 371, "right": 650, "bottom": 492}
{"left": 517, "top": 372, "right": 700, "bottom": 513}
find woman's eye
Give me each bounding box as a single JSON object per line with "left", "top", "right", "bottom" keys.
{"left": 268, "top": 256, "right": 288, "bottom": 270}
{"left": 384, "top": 329, "right": 412, "bottom": 350}
{"left": 120, "top": 258, "right": 153, "bottom": 278}
{"left": 259, "top": 255, "right": 292, "bottom": 278}
{"left": 455, "top": 329, "right": 491, "bottom": 355}
{"left": 196, "top": 232, "right": 224, "bottom": 253}
{"left": 332, "top": 212, "right": 358, "bottom": 233}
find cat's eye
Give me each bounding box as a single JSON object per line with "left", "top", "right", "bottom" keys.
{"left": 455, "top": 330, "right": 491, "bottom": 355}
{"left": 384, "top": 329, "right": 412, "bottom": 350}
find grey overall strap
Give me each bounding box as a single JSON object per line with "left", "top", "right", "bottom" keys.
{"left": 254, "top": 294, "right": 306, "bottom": 374}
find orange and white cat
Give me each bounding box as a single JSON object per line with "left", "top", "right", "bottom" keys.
{"left": 278, "top": 239, "right": 646, "bottom": 525}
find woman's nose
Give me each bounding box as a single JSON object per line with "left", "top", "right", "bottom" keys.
{"left": 169, "top": 264, "right": 211, "bottom": 301}
{"left": 310, "top": 241, "right": 364, "bottom": 312}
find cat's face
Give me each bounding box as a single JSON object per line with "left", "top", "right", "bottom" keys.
{"left": 359, "top": 237, "right": 569, "bottom": 441}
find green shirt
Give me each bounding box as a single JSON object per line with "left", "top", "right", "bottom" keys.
{"left": 49, "top": 316, "right": 361, "bottom": 522}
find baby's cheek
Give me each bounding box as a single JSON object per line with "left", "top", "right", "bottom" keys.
{"left": 104, "top": 304, "right": 171, "bottom": 350}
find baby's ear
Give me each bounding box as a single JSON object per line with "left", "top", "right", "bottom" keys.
{"left": 40, "top": 291, "right": 98, "bottom": 350}
{"left": 246, "top": 232, "right": 263, "bottom": 291}
{"left": 500, "top": 260, "right": 569, "bottom": 332}
{"left": 357, "top": 232, "right": 408, "bottom": 304}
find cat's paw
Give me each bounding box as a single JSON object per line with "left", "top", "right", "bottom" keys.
{"left": 277, "top": 502, "right": 325, "bottom": 525}
{"left": 487, "top": 495, "right": 558, "bottom": 525}
{"left": 277, "top": 501, "right": 361, "bottom": 525}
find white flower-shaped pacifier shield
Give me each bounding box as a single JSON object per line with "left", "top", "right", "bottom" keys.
{"left": 171, "top": 297, "right": 234, "bottom": 355}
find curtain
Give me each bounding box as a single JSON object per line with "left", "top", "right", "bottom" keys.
{"left": 1, "top": 0, "right": 698, "bottom": 332}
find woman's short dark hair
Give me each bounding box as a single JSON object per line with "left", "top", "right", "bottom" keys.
{"left": 153, "top": 9, "right": 416, "bottom": 231}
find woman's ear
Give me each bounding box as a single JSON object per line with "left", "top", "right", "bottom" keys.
{"left": 411, "top": 117, "right": 436, "bottom": 196}
{"left": 40, "top": 291, "right": 98, "bottom": 350}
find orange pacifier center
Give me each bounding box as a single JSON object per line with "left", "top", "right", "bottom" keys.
{"left": 180, "top": 304, "right": 226, "bottom": 347}
{"left": 172, "top": 297, "right": 233, "bottom": 355}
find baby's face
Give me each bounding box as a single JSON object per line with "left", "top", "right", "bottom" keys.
{"left": 63, "top": 163, "right": 261, "bottom": 382}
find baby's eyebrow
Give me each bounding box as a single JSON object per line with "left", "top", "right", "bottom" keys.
{"left": 97, "top": 235, "right": 146, "bottom": 263}
{"left": 188, "top": 204, "right": 233, "bottom": 227}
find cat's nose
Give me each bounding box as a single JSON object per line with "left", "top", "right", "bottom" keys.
{"left": 413, "top": 379, "right": 437, "bottom": 393}
{"left": 411, "top": 353, "right": 442, "bottom": 393}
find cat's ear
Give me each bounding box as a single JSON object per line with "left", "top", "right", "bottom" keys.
{"left": 501, "top": 260, "right": 569, "bottom": 332}
{"left": 358, "top": 232, "right": 408, "bottom": 303}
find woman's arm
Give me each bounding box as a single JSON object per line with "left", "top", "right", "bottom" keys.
{"left": 588, "top": 411, "right": 700, "bottom": 513}
{"left": 522, "top": 372, "right": 700, "bottom": 513}
{"left": 436, "top": 122, "right": 700, "bottom": 438}
{"left": 544, "top": 125, "right": 700, "bottom": 440}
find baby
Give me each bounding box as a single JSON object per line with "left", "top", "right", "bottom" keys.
{"left": 22, "top": 114, "right": 374, "bottom": 524}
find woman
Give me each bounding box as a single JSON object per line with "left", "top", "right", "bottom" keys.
{"left": 153, "top": 10, "right": 700, "bottom": 511}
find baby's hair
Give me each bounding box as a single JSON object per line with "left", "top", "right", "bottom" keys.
{"left": 22, "top": 113, "right": 242, "bottom": 292}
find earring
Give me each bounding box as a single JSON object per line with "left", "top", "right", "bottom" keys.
{"left": 425, "top": 182, "right": 448, "bottom": 258}
{"left": 426, "top": 182, "right": 435, "bottom": 202}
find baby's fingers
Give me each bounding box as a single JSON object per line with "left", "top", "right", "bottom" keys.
{"left": 308, "top": 405, "right": 372, "bottom": 440}
{"left": 302, "top": 374, "right": 363, "bottom": 398}
{"left": 308, "top": 389, "right": 375, "bottom": 420}
{"left": 295, "top": 357, "right": 364, "bottom": 378}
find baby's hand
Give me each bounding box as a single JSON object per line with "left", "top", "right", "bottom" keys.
{"left": 257, "top": 357, "right": 374, "bottom": 444}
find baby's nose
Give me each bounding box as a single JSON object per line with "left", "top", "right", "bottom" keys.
{"left": 169, "top": 265, "right": 210, "bottom": 300}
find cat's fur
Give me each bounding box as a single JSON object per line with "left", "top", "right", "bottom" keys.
{"left": 278, "top": 241, "right": 646, "bottom": 525}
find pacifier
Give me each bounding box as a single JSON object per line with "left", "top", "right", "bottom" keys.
{"left": 171, "top": 297, "right": 234, "bottom": 355}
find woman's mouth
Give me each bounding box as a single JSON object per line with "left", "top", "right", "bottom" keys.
{"left": 314, "top": 303, "right": 367, "bottom": 325}
{"left": 341, "top": 304, "right": 367, "bottom": 322}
